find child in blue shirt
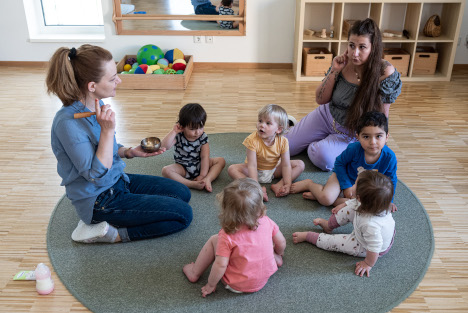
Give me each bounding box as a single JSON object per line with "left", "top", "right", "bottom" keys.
{"left": 290, "top": 111, "right": 397, "bottom": 211}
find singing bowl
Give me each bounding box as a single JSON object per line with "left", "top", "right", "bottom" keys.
{"left": 140, "top": 137, "right": 161, "bottom": 153}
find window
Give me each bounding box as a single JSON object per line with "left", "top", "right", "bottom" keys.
{"left": 23, "top": 0, "right": 105, "bottom": 42}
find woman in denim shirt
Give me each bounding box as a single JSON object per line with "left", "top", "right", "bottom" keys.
{"left": 46, "top": 44, "right": 192, "bottom": 243}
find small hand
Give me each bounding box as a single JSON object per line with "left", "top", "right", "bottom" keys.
{"left": 131, "top": 145, "right": 166, "bottom": 158}
{"left": 95, "top": 98, "right": 115, "bottom": 131}
{"left": 278, "top": 184, "right": 291, "bottom": 197}
{"left": 173, "top": 123, "right": 184, "bottom": 133}
{"left": 390, "top": 203, "right": 398, "bottom": 212}
{"left": 201, "top": 284, "right": 216, "bottom": 297}
{"left": 331, "top": 206, "right": 341, "bottom": 214}
{"left": 332, "top": 50, "right": 348, "bottom": 73}
{"left": 355, "top": 261, "right": 372, "bottom": 277}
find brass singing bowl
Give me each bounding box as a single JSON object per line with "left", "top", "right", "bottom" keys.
{"left": 140, "top": 137, "right": 161, "bottom": 153}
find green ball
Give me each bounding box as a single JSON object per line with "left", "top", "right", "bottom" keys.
{"left": 153, "top": 69, "right": 165, "bottom": 74}
{"left": 128, "top": 68, "right": 136, "bottom": 74}
{"left": 137, "top": 44, "right": 164, "bottom": 65}
{"left": 121, "top": 71, "right": 129, "bottom": 74}
{"left": 132, "top": 63, "right": 139, "bottom": 68}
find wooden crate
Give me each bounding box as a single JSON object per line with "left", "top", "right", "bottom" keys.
{"left": 383, "top": 48, "right": 410, "bottom": 77}
{"left": 302, "top": 48, "right": 333, "bottom": 77}
{"left": 116, "top": 55, "right": 193, "bottom": 89}
{"left": 413, "top": 46, "right": 438, "bottom": 75}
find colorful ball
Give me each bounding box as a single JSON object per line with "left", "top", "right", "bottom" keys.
{"left": 123, "top": 64, "right": 132, "bottom": 71}
{"left": 128, "top": 68, "right": 136, "bottom": 74}
{"left": 173, "top": 59, "right": 187, "bottom": 65}
{"left": 148, "top": 65, "right": 160, "bottom": 72}
{"left": 134, "top": 64, "right": 149, "bottom": 74}
{"left": 164, "top": 69, "right": 176, "bottom": 75}
{"left": 176, "top": 70, "right": 184, "bottom": 74}
{"left": 157, "top": 58, "right": 169, "bottom": 68}
{"left": 137, "top": 44, "right": 164, "bottom": 65}
{"left": 153, "top": 69, "right": 165, "bottom": 74}
{"left": 132, "top": 63, "right": 139, "bottom": 68}
{"left": 172, "top": 63, "right": 186, "bottom": 72}
{"left": 164, "top": 48, "right": 184, "bottom": 63}
{"left": 126, "top": 57, "right": 137, "bottom": 65}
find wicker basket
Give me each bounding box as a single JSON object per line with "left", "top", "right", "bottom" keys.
{"left": 423, "top": 15, "right": 441, "bottom": 37}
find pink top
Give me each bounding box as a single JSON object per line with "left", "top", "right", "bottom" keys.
{"left": 216, "top": 215, "right": 279, "bottom": 292}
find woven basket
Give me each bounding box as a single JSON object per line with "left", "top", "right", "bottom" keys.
{"left": 423, "top": 15, "right": 441, "bottom": 37}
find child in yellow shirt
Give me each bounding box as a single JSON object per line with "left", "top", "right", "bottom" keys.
{"left": 228, "top": 104, "right": 305, "bottom": 201}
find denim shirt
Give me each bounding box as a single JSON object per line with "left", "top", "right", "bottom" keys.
{"left": 51, "top": 100, "right": 129, "bottom": 224}
{"left": 191, "top": 0, "right": 210, "bottom": 8}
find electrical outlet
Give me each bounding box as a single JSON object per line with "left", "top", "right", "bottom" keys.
{"left": 193, "top": 36, "right": 202, "bottom": 43}
{"left": 205, "top": 36, "right": 213, "bottom": 44}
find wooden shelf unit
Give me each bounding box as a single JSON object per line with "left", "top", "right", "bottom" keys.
{"left": 293, "top": 0, "right": 465, "bottom": 82}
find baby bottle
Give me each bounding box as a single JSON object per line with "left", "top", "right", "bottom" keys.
{"left": 35, "top": 263, "right": 54, "bottom": 295}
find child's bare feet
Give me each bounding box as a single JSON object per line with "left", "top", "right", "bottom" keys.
{"left": 290, "top": 179, "right": 312, "bottom": 194}
{"left": 271, "top": 182, "right": 289, "bottom": 197}
{"left": 203, "top": 178, "right": 213, "bottom": 192}
{"left": 187, "top": 180, "right": 206, "bottom": 190}
{"left": 292, "top": 232, "right": 308, "bottom": 244}
{"left": 262, "top": 186, "right": 269, "bottom": 202}
{"left": 183, "top": 263, "right": 200, "bottom": 283}
{"left": 302, "top": 191, "right": 316, "bottom": 200}
{"left": 274, "top": 253, "right": 283, "bottom": 267}
{"left": 313, "top": 218, "right": 332, "bottom": 233}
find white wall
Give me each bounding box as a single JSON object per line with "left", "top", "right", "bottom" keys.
{"left": 0, "top": 1, "right": 466, "bottom": 64}
{"left": 454, "top": 3, "right": 468, "bottom": 64}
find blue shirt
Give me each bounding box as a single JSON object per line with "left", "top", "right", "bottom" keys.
{"left": 191, "top": 0, "right": 211, "bottom": 8}
{"left": 333, "top": 142, "right": 398, "bottom": 200}
{"left": 51, "top": 100, "right": 129, "bottom": 224}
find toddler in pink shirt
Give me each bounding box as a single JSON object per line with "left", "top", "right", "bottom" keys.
{"left": 183, "top": 178, "right": 286, "bottom": 296}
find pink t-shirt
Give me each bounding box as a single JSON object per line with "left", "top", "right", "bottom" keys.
{"left": 216, "top": 215, "right": 280, "bottom": 293}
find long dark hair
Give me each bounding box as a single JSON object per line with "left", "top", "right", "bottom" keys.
{"left": 345, "top": 18, "right": 383, "bottom": 134}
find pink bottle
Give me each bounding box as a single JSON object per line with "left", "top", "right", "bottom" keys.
{"left": 35, "top": 263, "right": 54, "bottom": 295}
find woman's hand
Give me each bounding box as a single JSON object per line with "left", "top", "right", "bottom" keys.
{"left": 332, "top": 50, "right": 348, "bottom": 73}
{"left": 95, "top": 99, "right": 115, "bottom": 133}
{"left": 130, "top": 145, "right": 166, "bottom": 158}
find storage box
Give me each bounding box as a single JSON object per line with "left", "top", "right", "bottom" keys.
{"left": 383, "top": 48, "right": 410, "bottom": 77}
{"left": 342, "top": 19, "right": 358, "bottom": 37}
{"left": 413, "top": 46, "right": 438, "bottom": 75}
{"left": 302, "top": 48, "right": 333, "bottom": 76}
{"left": 116, "top": 55, "right": 193, "bottom": 89}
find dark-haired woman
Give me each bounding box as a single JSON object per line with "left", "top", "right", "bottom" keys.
{"left": 286, "top": 18, "right": 402, "bottom": 171}
{"left": 46, "top": 44, "right": 193, "bottom": 243}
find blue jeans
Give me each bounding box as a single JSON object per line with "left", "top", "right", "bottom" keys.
{"left": 195, "top": 2, "right": 218, "bottom": 15}
{"left": 91, "top": 174, "right": 192, "bottom": 242}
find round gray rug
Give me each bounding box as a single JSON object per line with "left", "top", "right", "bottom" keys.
{"left": 47, "top": 133, "right": 434, "bottom": 313}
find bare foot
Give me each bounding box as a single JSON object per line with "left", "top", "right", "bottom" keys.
{"left": 271, "top": 182, "right": 288, "bottom": 197}
{"left": 262, "top": 186, "right": 269, "bottom": 202}
{"left": 302, "top": 191, "right": 316, "bottom": 200}
{"left": 203, "top": 178, "right": 213, "bottom": 192}
{"left": 292, "top": 232, "right": 308, "bottom": 244}
{"left": 290, "top": 179, "right": 312, "bottom": 194}
{"left": 183, "top": 263, "right": 200, "bottom": 283}
{"left": 313, "top": 218, "right": 332, "bottom": 234}
{"left": 187, "top": 180, "right": 206, "bottom": 190}
{"left": 274, "top": 253, "right": 283, "bottom": 267}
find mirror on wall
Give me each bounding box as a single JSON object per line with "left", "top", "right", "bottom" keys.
{"left": 113, "top": 0, "right": 246, "bottom": 36}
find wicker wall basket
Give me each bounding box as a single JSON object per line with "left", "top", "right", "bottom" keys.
{"left": 423, "top": 15, "right": 441, "bottom": 37}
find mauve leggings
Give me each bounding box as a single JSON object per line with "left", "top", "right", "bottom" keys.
{"left": 285, "top": 103, "right": 356, "bottom": 171}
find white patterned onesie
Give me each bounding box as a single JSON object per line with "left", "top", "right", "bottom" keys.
{"left": 218, "top": 6, "right": 235, "bottom": 29}
{"left": 316, "top": 199, "right": 395, "bottom": 257}
{"left": 173, "top": 132, "right": 208, "bottom": 179}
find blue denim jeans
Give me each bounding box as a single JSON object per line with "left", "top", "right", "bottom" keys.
{"left": 195, "top": 2, "right": 218, "bottom": 15}
{"left": 92, "top": 174, "right": 192, "bottom": 242}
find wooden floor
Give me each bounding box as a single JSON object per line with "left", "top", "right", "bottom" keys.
{"left": 0, "top": 65, "right": 467, "bottom": 312}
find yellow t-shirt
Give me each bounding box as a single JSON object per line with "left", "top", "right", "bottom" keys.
{"left": 243, "top": 131, "right": 289, "bottom": 170}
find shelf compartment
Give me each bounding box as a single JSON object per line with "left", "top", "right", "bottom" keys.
{"left": 419, "top": 2, "right": 462, "bottom": 41}
{"left": 381, "top": 2, "right": 421, "bottom": 41}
